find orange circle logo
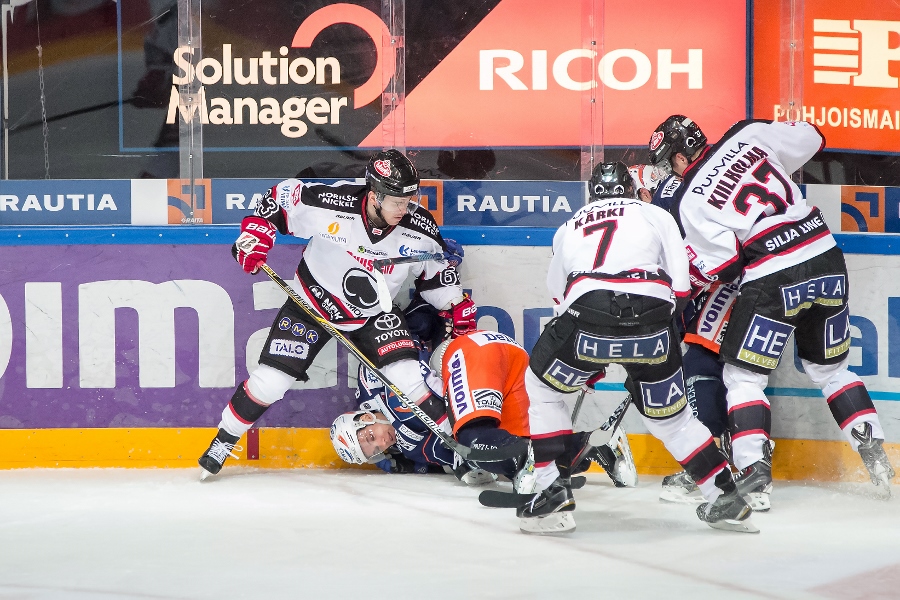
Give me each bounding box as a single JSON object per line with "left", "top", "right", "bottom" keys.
{"left": 327, "top": 222, "right": 340, "bottom": 235}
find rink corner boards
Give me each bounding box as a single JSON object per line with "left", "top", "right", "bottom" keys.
{"left": 0, "top": 427, "right": 896, "bottom": 485}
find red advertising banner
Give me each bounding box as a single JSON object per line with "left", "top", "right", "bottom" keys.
{"left": 361, "top": 0, "right": 746, "bottom": 148}
{"left": 754, "top": 0, "right": 900, "bottom": 153}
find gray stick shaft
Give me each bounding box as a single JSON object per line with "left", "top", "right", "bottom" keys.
{"left": 570, "top": 389, "right": 587, "bottom": 426}
{"left": 260, "top": 264, "right": 471, "bottom": 460}
{"left": 599, "top": 394, "right": 632, "bottom": 432}
{"left": 373, "top": 252, "right": 445, "bottom": 270}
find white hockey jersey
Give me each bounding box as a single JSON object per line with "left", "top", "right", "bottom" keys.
{"left": 547, "top": 196, "right": 691, "bottom": 315}
{"left": 673, "top": 120, "right": 832, "bottom": 287}
{"left": 252, "top": 178, "right": 463, "bottom": 329}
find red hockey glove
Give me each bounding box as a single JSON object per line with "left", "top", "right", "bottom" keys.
{"left": 440, "top": 294, "right": 477, "bottom": 338}
{"left": 688, "top": 262, "right": 716, "bottom": 298}
{"left": 233, "top": 216, "right": 277, "bottom": 274}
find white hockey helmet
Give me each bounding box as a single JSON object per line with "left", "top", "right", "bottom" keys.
{"left": 628, "top": 164, "right": 666, "bottom": 193}
{"left": 329, "top": 410, "right": 391, "bottom": 465}
{"left": 429, "top": 338, "right": 452, "bottom": 375}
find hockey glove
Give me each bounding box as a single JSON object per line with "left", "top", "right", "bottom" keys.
{"left": 688, "top": 262, "right": 716, "bottom": 298}
{"left": 233, "top": 216, "right": 277, "bottom": 274}
{"left": 375, "top": 454, "right": 429, "bottom": 474}
{"left": 440, "top": 294, "right": 477, "bottom": 338}
{"left": 443, "top": 238, "right": 465, "bottom": 268}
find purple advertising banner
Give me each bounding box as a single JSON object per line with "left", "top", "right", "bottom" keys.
{"left": 0, "top": 244, "right": 359, "bottom": 429}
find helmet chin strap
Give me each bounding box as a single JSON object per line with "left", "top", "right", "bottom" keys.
{"left": 368, "top": 192, "right": 389, "bottom": 229}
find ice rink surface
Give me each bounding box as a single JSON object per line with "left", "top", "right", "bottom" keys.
{"left": 1, "top": 469, "right": 898, "bottom": 600}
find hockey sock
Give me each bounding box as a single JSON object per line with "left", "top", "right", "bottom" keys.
{"left": 802, "top": 360, "right": 884, "bottom": 450}
{"left": 826, "top": 382, "right": 882, "bottom": 450}
{"left": 681, "top": 438, "right": 732, "bottom": 503}
{"left": 219, "top": 382, "right": 270, "bottom": 438}
{"left": 725, "top": 384, "right": 771, "bottom": 470}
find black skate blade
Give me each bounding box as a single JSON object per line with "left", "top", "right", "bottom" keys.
{"left": 478, "top": 476, "right": 586, "bottom": 508}
{"left": 707, "top": 517, "right": 760, "bottom": 534}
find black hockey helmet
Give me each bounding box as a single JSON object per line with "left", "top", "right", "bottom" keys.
{"left": 365, "top": 149, "right": 420, "bottom": 197}
{"left": 589, "top": 161, "right": 635, "bottom": 201}
{"left": 648, "top": 115, "right": 707, "bottom": 166}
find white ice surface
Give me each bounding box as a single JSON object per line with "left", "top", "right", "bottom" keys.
{"left": 1, "top": 469, "right": 898, "bottom": 600}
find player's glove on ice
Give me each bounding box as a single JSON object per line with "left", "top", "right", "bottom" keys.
{"left": 233, "top": 216, "right": 277, "bottom": 274}
{"left": 441, "top": 294, "right": 477, "bottom": 338}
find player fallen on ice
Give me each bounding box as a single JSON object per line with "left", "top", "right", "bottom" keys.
{"left": 331, "top": 302, "right": 633, "bottom": 489}
{"left": 521, "top": 161, "right": 758, "bottom": 535}
{"left": 198, "top": 149, "right": 477, "bottom": 479}
{"left": 650, "top": 114, "right": 895, "bottom": 501}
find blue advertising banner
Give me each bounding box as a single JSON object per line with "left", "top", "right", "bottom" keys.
{"left": 210, "top": 178, "right": 360, "bottom": 224}
{"left": 441, "top": 180, "right": 586, "bottom": 227}
{"left": 211, "top": 179, "right": 283, "bottom": 224}
{"left": 0, "top": 180, "right": 132, "bottom": 225}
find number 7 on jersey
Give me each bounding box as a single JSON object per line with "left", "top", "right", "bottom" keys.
{"left": 583, "top": 220, "right": 618, "bottom": 268}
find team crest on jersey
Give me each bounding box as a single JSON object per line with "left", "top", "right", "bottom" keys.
{"left": 373, "top": 159, "right": 392, "bottom": 177}
{"left": 290, "top": 184, "right": 303, "bottom": 206}
{"left": 649, "top": 131, "right": 664, "bottom": 150}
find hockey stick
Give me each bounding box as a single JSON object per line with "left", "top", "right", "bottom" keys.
{"left": 372, "top": 253, "right": 446, "bottom": 313}
{"left": 479, "top": 394, "right": 634, "bottom": 508}
{"left": 570, "top": 388, "right": 588, "bottom": 426}
{"left": 260, "top": 264, "right": 525, "bottom": 463}
{"left": 588, "top": 394, "right": 632, "bottom": 446}
{"left": 373, "top": 252, "right": 446, "bottom": 270}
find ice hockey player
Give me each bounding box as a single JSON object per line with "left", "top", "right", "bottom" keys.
{"left": 332, "top": 323, "right": 631, "bottom": 490}
{"left": 648, "top": 115, "right": 708, "bottom": 211}
{"left": 521, "top": 161, "right": 757, "bottom": 534}
{"left": 628, "top": 163, "right": 667, "bottom": 203}
{"left": 332, "top": 329, "right": 533, "bottom": 485}
{"left": 198, "top": 149, "right": 477, "bottom": 478}
{"left": 651, "top": 114, "right": 895, "bottom": 499}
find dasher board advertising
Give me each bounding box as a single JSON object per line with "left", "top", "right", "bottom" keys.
{"left": 754, "top": 0, "right": 900, "bottom": 153}
{"left": 119, "top": 0, "right": 747, "bottom": 151}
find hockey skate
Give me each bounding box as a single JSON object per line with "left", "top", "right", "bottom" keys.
{"left": 198, "top": 429, "right": 242, "bottom": 480}
{"left": 659, "top": 470, "right": 704, "bottom": 504}
{"left": 697, "top": 488, "right": 759, "bottom": 534}
{"left": 512, "top": 441, "right": 537, "bottom": 493}
{"left": 852, "top": 422, "right": 895, "bottom": 498}
{"left": 734, "top": 440, "right": 774, "bottom": 511}
{"left": 594, "top": 425, "right": 638, "bottom": 487}
{"left": 458, "top": 466, "right": 497, "bottom": 487}
{"left": 517, "top": 478, "right": 576, "bottom": 535}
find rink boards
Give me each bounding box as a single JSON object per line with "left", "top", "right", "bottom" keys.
{"left": 0, "top": 224, "right": 897, "bottom": 481}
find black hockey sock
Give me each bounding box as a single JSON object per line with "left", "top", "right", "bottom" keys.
{"left": 681, "top": 437, "right": 730, "bottom": 491}
{"left": 229, "top": 383, "right": 270, "bottom": 425}
{"left": 728, "top": 400, "right": 772, "bottom": 443}
{"left": 827, "top": 383, "right": 876, "bottom": 431}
